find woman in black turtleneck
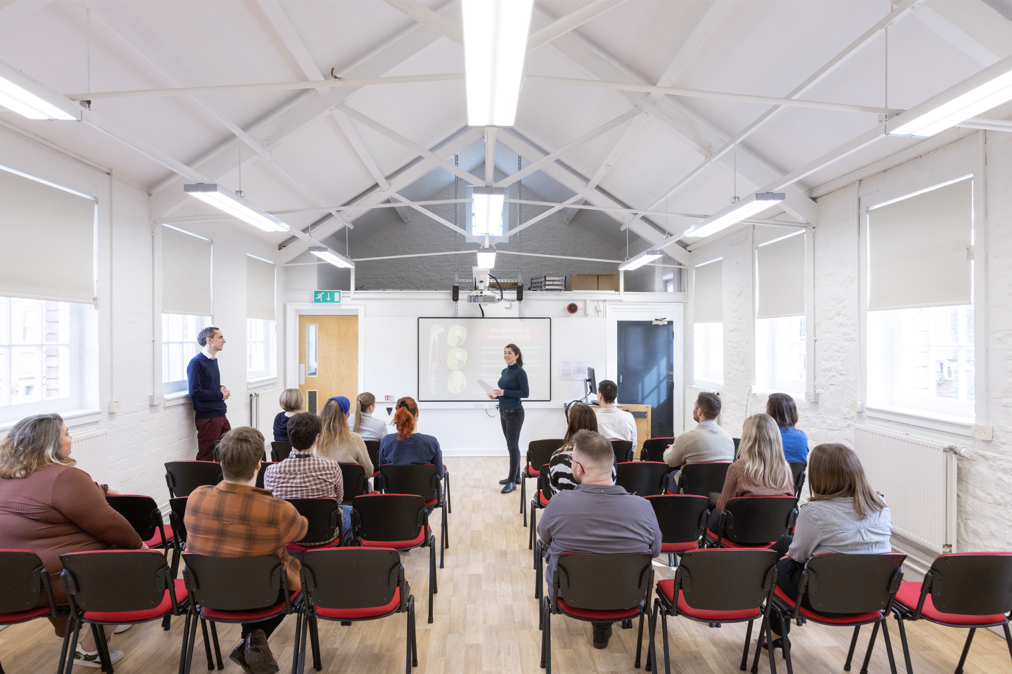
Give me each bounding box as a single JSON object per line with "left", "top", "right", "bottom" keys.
{"left": 489, "top": 343, "right": 529, "bottom": 494}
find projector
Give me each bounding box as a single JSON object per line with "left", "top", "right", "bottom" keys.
{"left": 467, "top": 289, "right": 500, "bottom": 303}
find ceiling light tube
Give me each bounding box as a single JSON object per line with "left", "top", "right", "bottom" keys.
{"left": 309, "top": 246, "right": 355, "bottom": 269}
{"left": 683, "top": 192, "right": 786, "bottom": 239}
{"left": 0, "top": 60, "right": 81, "bottom": 121}
{"left": 476, "top": 243, "right": 497, "bottom": 269}
{"left": 462, "top": 0, "right": 535, "bottom": 126}
{"left": 618, "top": 250, "right": 663, "bottom": 271}
{"left": 183, "top": 183, "right": 289, "bottom": 233}
{"left": 888, "top": 54, "right": 1012, "bottom": 137}
{"left": 472, "top": 186, "right": 505, "bottom": 235}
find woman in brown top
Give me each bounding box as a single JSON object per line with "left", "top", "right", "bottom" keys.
{"left": 0, "top": 413, "right": 144, "bottom": 667}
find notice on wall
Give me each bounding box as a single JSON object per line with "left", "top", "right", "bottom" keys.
{"left": 559, "top": 360, "right": 589, "bottom": 381}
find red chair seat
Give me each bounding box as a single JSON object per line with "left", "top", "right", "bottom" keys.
{"left": 202, "top": 590, "right": 301, "bottom": 621}
{"left": 0, "top": 606, "right": 51, "bottom": 624}
{"left": 894, "top": 582, "right": 1008, "bottom": 626}
{"left": 773, "top": 587, "right": 881, "bottom": 624}
{"left": 424, "top": 498, "right": 438, "bottom": 507}
{"left": 360, "top": 526, "right": 429, "bottom": 550}
{"left": 527, "top": 464, "right": 540, "bottom": 477}
{"left": 557, "top": 598, "right": 641, "bottom": 621}
{"left": 85, "top": 580, "right": 188, "bottom": 623}
{"left": 287, "top": 537, "right": 341, "bottom": 553}
{"left": 661, "top": 542, "right": 698, "bottom": 553}
{"left": 315, "top": 588, "right": 400, "bottom": 620}
{"left": 711, "top": 538, "right": 775, "bottom": 550}
{"left": 538, "top": 492, "right": 550, "bottom": 507}
{"left": 657, "top": 580, "right": 761, "bottom": 621}
{"left": 145, "top": 524, "right": 174, "bottom": 548}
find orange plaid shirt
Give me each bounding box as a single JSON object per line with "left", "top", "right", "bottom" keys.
{"left": 184, "top": 482, "right": 308, "bottom": 591}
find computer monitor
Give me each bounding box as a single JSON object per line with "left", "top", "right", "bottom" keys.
{"left": 586, "top": 367, "right": 597, "bottom": 401}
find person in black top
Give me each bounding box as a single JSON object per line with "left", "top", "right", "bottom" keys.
{"left": 489, "top": 343, "right": 529, "bottom": 493}
{"left": 272, "top": 389, "right": 304, "bottom": 442}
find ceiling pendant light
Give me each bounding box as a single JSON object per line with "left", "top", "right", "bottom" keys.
{"left": 472, "top": 186, "right": 505, "bottom": 235}
{"left": 476, "top": 242, "right": 497, "bottom": 269}
{"left": 462, "top": 0, "right": 535, "bottom": 126}
{"left": 309, "top": 246, "right": 355, "bottom": 269}
{"left": 618, "top": 250, "right": 662, "bottom": 271}
{"left": 183, "top": 183, "right": 290, "bottom": 233}
{"left": 683, "top": 192, "right": 786, "bottom": 239}
{"left": 0, "top": 60, "right": 81, "bottom": 121}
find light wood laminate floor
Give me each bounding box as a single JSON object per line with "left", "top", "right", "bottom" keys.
{"left": 1, "top": 457, "right": 1010, "bottom": 673}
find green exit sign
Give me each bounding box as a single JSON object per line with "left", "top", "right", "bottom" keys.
{"left": 314, "top": 290, "right": 342, "bottom": 303}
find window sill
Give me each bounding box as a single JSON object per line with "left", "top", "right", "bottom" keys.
{"left": 0, "top": 408, "right": 103, "bottom": 433}
{"left": 247, "top": 377, "right": 278, "bottom": 390}
{"left": 864, "top": 405, "right": 975, "bottom": 438}
{"left": 689, "top": 381, "right": 723, "bottom": 392}
{"left": 164, "top": 392, "right": 192, "bottom": 408}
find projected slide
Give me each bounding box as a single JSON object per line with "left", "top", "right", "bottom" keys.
{"left": 418, "top": 317, "right": 551, "bottom": 402}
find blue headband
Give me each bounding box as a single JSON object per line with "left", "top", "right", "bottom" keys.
{"left": 329, "top": 396, "right": 350, "bottom": 415}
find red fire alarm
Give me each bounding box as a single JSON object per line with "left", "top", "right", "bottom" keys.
{"left": 566, "top": 303, "right": 579, "bottom": 314}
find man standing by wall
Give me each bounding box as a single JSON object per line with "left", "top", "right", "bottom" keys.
{"left": 187, "top": 326, "right": 231, "bottom": 461}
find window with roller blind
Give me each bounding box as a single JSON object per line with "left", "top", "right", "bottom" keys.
{"left": 161, "top": 226, "right": 212, "bottom": 395}
{"left": 755, "top": 232, "right": 806, "bottom": 394}
{"left": 865, "top": 177, "right": 974, "bottom": 422}
{"left": 246, "top": 255, "right": 276, "bottom": 382}
{"left": 693, "top": 259, "right": 723, "bottom": 386}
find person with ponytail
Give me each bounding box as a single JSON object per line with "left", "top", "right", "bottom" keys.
{"left": 378, "top": 397, "right": 444, "bottom": 478}
{"left": 490, "top": 343, "right": 529, "bottom": 494}
{"left": 317, "top": 396, "right": 373, "bottom": 476}
{"left": 351, "top": 392, "right": 388, "bottom": 442}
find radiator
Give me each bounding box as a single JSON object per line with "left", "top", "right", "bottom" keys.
{"left": 853, "top": 425, "right": 958, "bottom": 556}
{"left": 71, "top": 430, "right": 109, "bottom": 485}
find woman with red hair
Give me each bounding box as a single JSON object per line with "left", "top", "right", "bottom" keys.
{"left": 377, "top": 397, "right": 445, "bottom": 477}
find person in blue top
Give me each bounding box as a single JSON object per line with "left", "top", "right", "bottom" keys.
{"left": 186, "top": 326, "right": 231, "bottom": 461}
{"left": 378, "top": 397, "right": 445, "bottom": 478}
{"left": 767, "top": 393, "right": 808, "bottom": 463}
{"left": 488, "top": 343, "right": 529, "bottom": 494}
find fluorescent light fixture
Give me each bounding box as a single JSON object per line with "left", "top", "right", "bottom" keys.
{"left": 472, "top": 186, "right": 505, "bottom": 235}
{"left": 683, "top": 192, "right": 786, "bottom": 239}
{"left": 309, "top": 246, "right": 355, "bottom": 269}
{"left": 888, "top": 54, "right": 1012, "bottom": 137}
{"left": 183, "top": 183, "right": 289, "bottom": 233}
{"left": 618, "top": 250, "right": 663, "bottom": 271}
{"left": 461, "top": 0, "right": 535, "bottom": 126}
{"left": 476, "top": 243, "right": 497, "bottom": 269}
{"left": 0, "top": 60, "right": 81, "bottom": 121}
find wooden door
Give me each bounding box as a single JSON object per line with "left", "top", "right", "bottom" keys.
{"left": 298, "top": 315, "right": 358, "bottom": 414}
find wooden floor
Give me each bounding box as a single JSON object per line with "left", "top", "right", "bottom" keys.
{"left": 2, "top": 457, "right": 1010, "bottom": 673}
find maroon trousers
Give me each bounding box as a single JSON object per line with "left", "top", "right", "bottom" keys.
{"left": 195, "top": 415, "right": 231, "bottom": 461}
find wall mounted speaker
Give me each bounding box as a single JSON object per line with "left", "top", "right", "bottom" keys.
{"left": 516, "top": 284, "right": 523, "bottom": 302}
{"left": 566, "top": 303, "right": 579, "bottom": 314}
{"left": 452, "top": 285, "right": 459, "bottom": 302}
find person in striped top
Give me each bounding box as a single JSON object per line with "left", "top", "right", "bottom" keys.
{"left": 548, "top": 403, "right": 615, "bottom": 495}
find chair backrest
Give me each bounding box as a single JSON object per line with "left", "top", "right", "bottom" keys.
{"left": 256, "top": 461, "right": 278, "bottom": 489}
{"left": 527, "top": 439, "right": 562, "bottom": 472}
{"left": 611, "top": 440, "right": 634, "bottom": 464}
{"left": 105, "top": 495, "right": 165, "bottom": 543}
{"left": 164, "top": 461, "right": 222, "bottom": 498}
{"left": 352, "top": 494, "right": 427, "bottom": 544}
{"left": 339, "top": 463, "right": 368, "bottom": 503}
{"left": 733, "top": 438, "right": 741, "bottom": 454}
{"left": 61, "top": 550, "right": 173, "bottom": 614}
{"left": 678, "top": 462, "right": 731, "bottom": 496}
{"left": 615, "top": 462, "right": 672, "bottom": 496}
{"left": 788, "top": 461, "right": 807, "bottom": 497}
{"left": 802, "top": 553, "right": 905, "bottom": 615}
{"left": 923, "top": 553, "right": 1012, "bottom": 617}
{"left": 677, "top": 549, "right": 779, "bottom": 611}
{"left": 554, "top": 553, "right": 653, "bottom": 611}
{"left": 640, "top": 438, "right": 673, "bottom": 463}
{"left": 183, "top": 553, "right": 290, "bottom": 611}
{"left": 378, "top": 464, "right": 440, "bottom": 502}
{"left": 286, "top": 498, "right": 341, "bottom": 546}
{"left": 168, "top": 497, "right": 188, "bottom": 543}
{"left": 363, "top": 440, "right": 381, "bottom": 472}
{"left": 645, "top": 495, "right": 710, "bottom": 546}
{"left": 302, "top": 548, "right": 403, "bottom": 612}
{"left": 719, "top": 497, "right": 798, "bottom": 546}
{"left": 270, "top": 441, "right": 292, "bottom": 463}
{"left": 537, "top": 464, "right": 552, "bottom": 502}
{"left": 0, "top": 550, "right": 48, "bottom": 614}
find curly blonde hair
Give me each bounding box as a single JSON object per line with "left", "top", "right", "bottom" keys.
{"left": 0, "top": 414, "right": 74, "bottom": 479}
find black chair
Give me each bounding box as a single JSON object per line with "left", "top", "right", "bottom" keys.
{"left": 364, "top": 440, "right": 381, "bottom": 476}
{"left": 377, "top": 464, "right": 448, "bottom": 568}
{"left": 676, "top": 461, "right": 732, "bottom": 496}
{"left": 769, "top": 553, "right": 906, "bottom": 674}
{"left": 640, "top": 437, "right": 674, "bottom": 462}
{"left": 529, "top": 464, "right": 552, "bottom": 555}
{"left": 297, "top": 548, "right": 417, "bottom": 673}
{"left": 59, "top": 550, "right": 192, "bottom": 674}
{"left": 541, "top": 553, "right": 655, "bottom": 673}
{"left": 788, "top": 462, "right": 807, "bottom": 498}
{"left": 339, "top": 463, "right": 369, "bottom": 505}
{"left": 352, "top": 494, "right": 438, "bottom": 624}
{"left": 521, "top": 439, "right": 563, "bottom": 527}
{"left": 615, "top": 461, "right": 672, "bottom": 497}
{"left": 285, "top": 498, "right": 343, "bottom": 552}
{"left": 0, "top": 551, "right": 66, "bottom": 674}
{"left": 705, "top": 496, "right": 798, "bottom": 549}
{"left": 733, "top": 437, "right": 741, "bottom": 454}
{"left": 892, "top": 552, "right": 1012, "bottom": 674}
{"left": 105, "top": 494, "right": 174, "bottom": 552}
{"left": 165, "top": 460, "right": 222, "bottom": 498}
{"left": 653, "top": 549, "right": 780, "bottom": 674}
{"left": 256, "top": 461, "right": 279, "bottom": 489}
{"left": 181, "top": 553, "right": 303, "bottom": 674}
{"left": 611, "top": 440, "right": 634, "bottom": 464}
{"left": 645, "top": 494, "right": 710, "bottom": 566}
{"left": 167, "top": 497, "right": 189, "bottom": 579}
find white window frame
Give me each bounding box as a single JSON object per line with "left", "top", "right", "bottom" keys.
{"left": 246, "top": 318, "right": 277, "bottom": 384}
{"left": 161, "top": 314, "right": 212, "bottom": 396}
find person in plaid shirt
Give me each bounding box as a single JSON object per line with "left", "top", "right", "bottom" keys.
{"left": 185, "top": 426, "right": 307, "bottom": 674}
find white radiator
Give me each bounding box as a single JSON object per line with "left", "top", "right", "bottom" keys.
{"left": 71, "top": 430, "right": 109, "bottom": 485}
{"left": 853, "top": 425, "right": 958, "bottom": 556}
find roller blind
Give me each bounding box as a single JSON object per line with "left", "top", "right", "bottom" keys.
{"left": 162, "top": 226, "right": 212, "bottom": 316}
{"left": 868, "top": 178, "right": 972, "bottom": 311}
{"left": 0, "top": 167, "right": 96, "bottom": 303}
{"left": 247, "top": 255, "right": 276, "bottom": 321}
{"left": 693, "top": 259, "right": 723, "bottom": 324}
{"left": 756, "top": 232, "right": 805, "bottom": 319}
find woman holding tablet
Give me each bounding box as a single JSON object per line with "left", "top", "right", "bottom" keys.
{"left": 490, "top": 343, "right": 529, "bottom": 494}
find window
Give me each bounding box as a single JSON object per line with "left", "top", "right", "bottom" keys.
{"left": 755, "top": 316, "right": 806, "bottom": 394}
{"left": 755, "top": 232, "right": 806, "bottom": 393}
{"left": 692, "top": 259, "right": 723, "bottom": 385}
{"left": 162, "top": 314, "right": 211, "bottom": 395}
{"left": 693, "top": 323, "right": 723, "bottom": 384}
{"left": 247, "top": 318, "right": 277, "bottom": 381}
{"left": 466, "top": 184, "right": 510, "bottom": 241}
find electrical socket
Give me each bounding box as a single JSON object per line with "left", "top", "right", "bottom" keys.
{"left": 972, "top": 424, "right": 992, "bottom": 441}
{"left": 108, "top": 400, "right": 121, "bottom": 414}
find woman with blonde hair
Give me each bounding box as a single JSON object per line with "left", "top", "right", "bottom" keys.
{"left": 378, "top": 397, "right": 444, "bottom": 477}
{"left": 317, "top": 396, "right": 373, "bottom": 475}
{"left": 352, "top": 392, "right": 389, "bottom": 442}
{"left": 272, "top": 388, "right": 304, "bottom": 442}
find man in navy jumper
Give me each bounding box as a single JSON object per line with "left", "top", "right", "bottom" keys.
{"left": 187, "top": 326, "right": 232, "bottom": 461}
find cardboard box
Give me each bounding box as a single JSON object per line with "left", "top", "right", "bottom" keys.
{"left": 597, "top": 274, "right": 620, "bottom": 291}
{"left": 570, "top": 274, "right": 599, "bottom": 290}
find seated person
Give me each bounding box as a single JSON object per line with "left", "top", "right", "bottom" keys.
{"left": 767, "top": 393, "right": 809, "bottom": 463}
{"left": 272, "top": 388, "right": 304, "bottom": 443}
{"left": 769, "top": 443, "right": 893, "bottom": 645}
{"left": 664, "top": 392, "right": 734, "bottom": 490}
{"left": 594, "top": 379, "right": 637, "bottom": 448}
{"left": 538, "top": 430, "right": 662, "bottom": 650}
{"left": 352, "top": 392, "right": 389, "bottom": 442}
{"left": 317, "top": 396, "right": 373, "bottom": 476}
{"left": 185, "top": 426, "right": 308, "bottom": 674}
{"left": 378, "top": 397, "right": 445, "bottom": 478}
{"left": 548, "top": 403, "right": 614, "bottom": 495}
{"left": 264, "top": 412, "right": 349, "bottom": 543}
{"left": 0, "top": 414, "right": 145, "bottom": 668}
{"left": 709, "top": 413, "right": 795, "bottom": 537}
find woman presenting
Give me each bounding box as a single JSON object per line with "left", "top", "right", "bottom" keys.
{"left": 490, "top": 343, "right": 529, "bottom": 493}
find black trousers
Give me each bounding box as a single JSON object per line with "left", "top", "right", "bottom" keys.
{"left": 500, "top": 407, "right": 525, "bottom": 483}
{"left": 240, "top": 589, "right": 288, "bottom": 639}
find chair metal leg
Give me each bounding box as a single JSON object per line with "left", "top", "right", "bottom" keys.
{"left": 292, "top": 609, "right": 304, "bottom": 674}
{"left": 445, "top": 473, "right": 451, "bottom": 514}
{"left": 859, "top": 621, "right": 880, "bottom": 674}
{"left": 776, "top": 612, "right": 790, "bottom": 674}
{"left": 635, "top": 611, "right": 644, "bottom": 668}
{"left": 428, "top": 541, "right": 435, "bottom": 624}
{"left": 740, "top": 619, "right": 754, "bottom": 671}
{"left": 439, "top": 507, "right": 446, "bottom": 569}
{"left": 540, "top": 598, "right": 547, "bottom": 668}
{"left": 183, "top": 611, "right": 199, "bottom": 674}
{"left": 954, "top": 628, "right": 976, "bottom": 674}
{"left": 522, "top": 476, "right": 527, "bottom": 526}
{"left": 530, "top": 505, "right": 538, "bottom": 552}
{"left": 89, "top": 623, "right": 112, "bottom": 673}
{"left": 57, "top": 616, "right": 76, "bottom": 674}
{"left": 177, "top": 612, "right": 192, "bottom": 674}
{"left": 646, "top": 602, "right": 656, "bottom": 673}
{"left": 544, "top": 599, "right": 552, "bottom": 674}
{"left": 1003, "top": 623, "right": 1012, "bottom": 664}
{"left": 208, "top": 621, "right": 224, "bottom": 670}
{"left": 309, "top": 613, "right": 322, "bottom": 671}
{"left": 893, "top": 612, "right": 914, "bottom": 674}
{"left": 844, "top": 625, "right": 861, "bottom": 671}
{"left": 199, "top": 618, "right": 214, "bottom": 671}
{"left": 409, "top": 596, "right": 418, "bottom": 667}
{"left": 163, "top": 612, "right": 172, "bottom": 631}
{"left": 660, "top": 606, "right": 672, "bottom": 674}
{"left": 880, "top": 616, "right": 898, "bottom": 674}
